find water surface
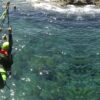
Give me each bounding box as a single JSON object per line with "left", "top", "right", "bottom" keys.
{"left": 0, "top": 0, "right": 100, "bottom": 100}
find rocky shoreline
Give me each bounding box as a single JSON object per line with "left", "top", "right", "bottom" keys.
{"left": 95, "top": 1, "right": 100, "bottom": 6}
{"left": 26, "top": 0, "right": 100, "bottom": 8}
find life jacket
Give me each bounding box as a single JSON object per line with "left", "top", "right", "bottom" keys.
{"left": 0, "top": 49, "right": 12, "bottom": 71}
{"left": 0, "top": 50, "right": 8, "bottom": 56}
{"left": 0, "top": 50, "right": 8, "bottom": 64}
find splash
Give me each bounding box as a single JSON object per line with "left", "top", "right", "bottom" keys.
{"left": 26, "top": 0, "right": 100, "bottom": 16}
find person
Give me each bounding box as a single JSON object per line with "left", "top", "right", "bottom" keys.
{"left": 0, "top": 27, "right": 13, "bottom": 88}
{"left": 1, "top": 27, "right": 13, "bottom": 69}
{"left": 13, "top": 5, "right": 17, "bottom": 11}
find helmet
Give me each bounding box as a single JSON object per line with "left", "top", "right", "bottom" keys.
{"left": 1, "top": 42, "right": 9, "bottom": 50}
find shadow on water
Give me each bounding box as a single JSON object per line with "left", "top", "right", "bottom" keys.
{"left": 0, "top": 1, "right": 100, "bottom": 100}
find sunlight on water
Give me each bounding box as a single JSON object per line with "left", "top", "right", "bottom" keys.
{"left": 0, "top": 0, "right": 100, "bottom": 100}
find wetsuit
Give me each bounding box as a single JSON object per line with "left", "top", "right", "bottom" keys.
{"left": 3, "top": 31, "right": 13, "bottom": 72}
{"left": 0, "top": 31, "right": 13, "bottom": 88}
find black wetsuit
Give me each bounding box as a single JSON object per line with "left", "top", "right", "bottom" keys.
{"left": 0, "top": 32, "right": 13, "bottom": 73}
{"left": 0, "top": 32, "right": 13, "bottom": 89}
{"left": 5, "top": 32, "right": 13, "bottom": 72}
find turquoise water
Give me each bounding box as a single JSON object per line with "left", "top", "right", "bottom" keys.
{"left": 0, "top": 0, "right": 100, "bottom": 100}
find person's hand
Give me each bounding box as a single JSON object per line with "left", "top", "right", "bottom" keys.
{"left": 2, "top": 34, "right": 7, "bottom": 41}
{"left": 8, "top": 27, "right": 12, "bottom": 33}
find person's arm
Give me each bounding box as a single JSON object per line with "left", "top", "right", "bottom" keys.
{"left": 8, "top": 27, "right": 13, "bottom": 54}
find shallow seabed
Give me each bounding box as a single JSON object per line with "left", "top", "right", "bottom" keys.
{"left": 0, "top": 0, "right": 100, "bottom": 100}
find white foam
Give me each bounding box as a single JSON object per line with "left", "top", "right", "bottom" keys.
{"left": 26, "top": 0, "right": 100, "bottom": 15}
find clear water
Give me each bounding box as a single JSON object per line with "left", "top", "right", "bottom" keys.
{"left": 0, "top": 0, "right": 100, "bottom": 100}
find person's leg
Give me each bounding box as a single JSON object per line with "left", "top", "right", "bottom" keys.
{"left": 0, "top": 65, "right": 7, "bottom": 89}
{"left": 0, "top": 73, "right": 5, "bottom": 89}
